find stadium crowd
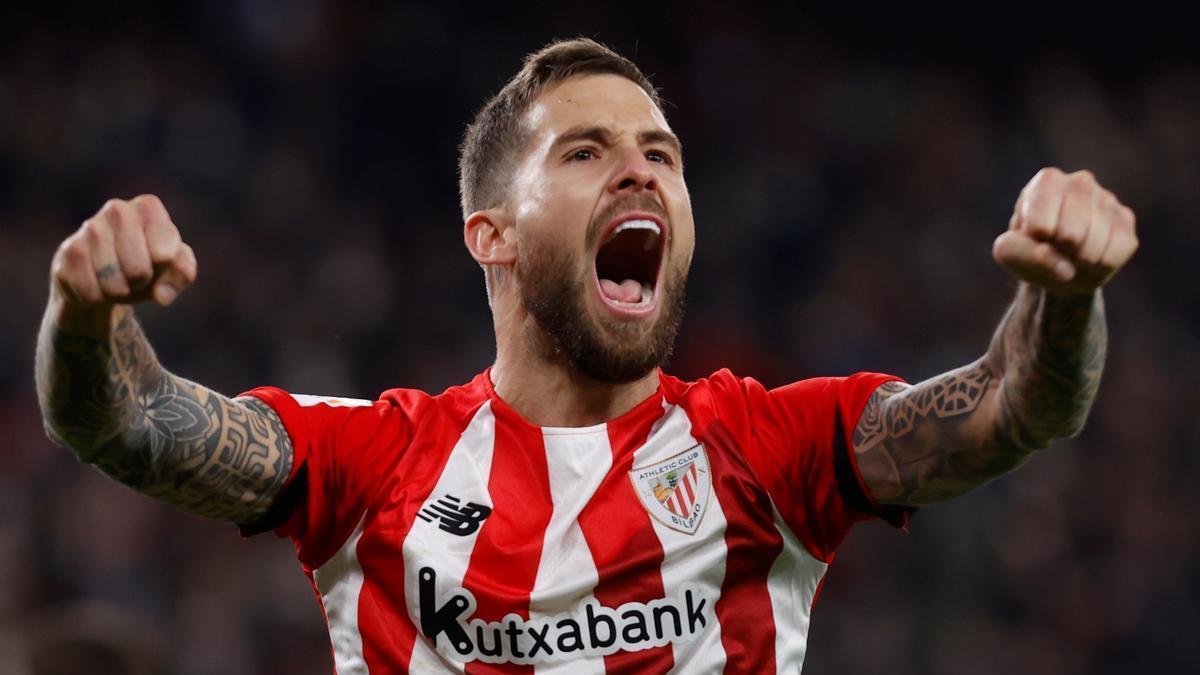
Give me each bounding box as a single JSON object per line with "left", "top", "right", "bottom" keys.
{"left": 0, "top": 3, "right": 1195, "bottom": 674}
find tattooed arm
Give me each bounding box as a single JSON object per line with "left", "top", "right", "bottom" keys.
{"left": 34, "top": 196, "right": 292, "bottom": 524}
{"left": 852, "top": 168, "right": 1138, "bottom": 507}
{"left": 853, "top": 286, "right": 1103, "bottom": 505}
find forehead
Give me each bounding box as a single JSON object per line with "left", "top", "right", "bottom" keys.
{"left": 524, "top": 73, "right": 672, "bottom": 139}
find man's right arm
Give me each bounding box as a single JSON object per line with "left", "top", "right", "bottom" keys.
{"left": 35, "top": 195, "right": 293, "bottom": 525}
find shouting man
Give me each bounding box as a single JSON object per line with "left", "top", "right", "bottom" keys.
{"left": 36, "top": 39, "right": 1138, "bottom": 673}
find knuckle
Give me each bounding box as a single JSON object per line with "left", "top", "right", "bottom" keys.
{"left": 133, "top": 194, "right": 168, "bottom": 226}
{"left": 58, "top": 236, "right": 86, "bottom": 261}
{"left": 1036, "top": 166, "right": 1063, "bottom": 181}
{"left": 1077, "top": 245, "right": 1102, "bottom": 265}
{"left": 179, "top": 245, "right": 199, "bottom": 278}
{"left": 1027, "top": 217, "right": 1054, "bottom": 235}
{"left": 1060, "top": 224, "right": 1086, "bottom": 244}
{"left": 132, "top": 193, "right": 163, "bottom": 210}
{"left": 100, "top": 199, "right": 125, "bottom": 221}
{"left": 125, "top": 262, "right": 153, "bottom": 284}
{"left": 1060, "top": 213, "right": 1084, "bottom": 231}
{"left": 83, "top": 220, "right": 105, "bottom": 244}
{"left": 100, "top": 276, "right": 131, "bottom": 297}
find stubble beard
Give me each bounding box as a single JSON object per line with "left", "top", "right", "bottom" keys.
{"left": 518, "top": 241, "right": 686, "bottom": 384}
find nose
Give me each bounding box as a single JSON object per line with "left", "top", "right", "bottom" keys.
{"left": 607, "top": 147, "right": 657, "bottom": 194}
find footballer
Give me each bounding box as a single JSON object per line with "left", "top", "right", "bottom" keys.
{"left": 35, "top": 39, "right": 1138, "bottom": 673}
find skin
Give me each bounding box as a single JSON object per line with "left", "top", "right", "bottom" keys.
{"left": 853, "top": 168, "right": 1138, "bottom": 506}
{"left": 463, "top": 74, "right": 695, "bottom": 427}
{"left": 35, "top": 195, "right": 292, "bottom": 524}
{"left": 35, "top": 74, "right": 1137, "bottom": 522}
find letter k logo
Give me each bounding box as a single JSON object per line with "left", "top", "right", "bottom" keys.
{"left": 418, "top": 567, "right": 473, "bottom": 654}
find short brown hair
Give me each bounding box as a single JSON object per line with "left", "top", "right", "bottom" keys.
{"left": 457, "top": 38, "right": 662, "bottom": 218}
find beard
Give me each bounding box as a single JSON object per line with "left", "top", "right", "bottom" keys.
{"left": 517, "top": 239, "right": 687, "bottom": 384}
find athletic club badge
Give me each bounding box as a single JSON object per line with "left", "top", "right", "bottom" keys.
{"left": 629, "top": 443, "right": 712, "bottom": 535}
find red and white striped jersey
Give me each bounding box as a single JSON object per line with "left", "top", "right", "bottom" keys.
{"left": 241, "top": 368, "right": 907, "bottom": 674}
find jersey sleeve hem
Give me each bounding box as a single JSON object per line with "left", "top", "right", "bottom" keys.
{"left": 234, "top": 386, "right": 312, "bottom": 538}
{"left": 836, "top": 375, "right": 914, "bottom": 529}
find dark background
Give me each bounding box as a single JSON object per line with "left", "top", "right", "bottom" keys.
{"left": 1, "top": 2, "right": 1197, "bottom": 673}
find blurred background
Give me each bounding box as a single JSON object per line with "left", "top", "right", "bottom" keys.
{"left": 1, "top": 1, "right": 1196, "bottom": 673}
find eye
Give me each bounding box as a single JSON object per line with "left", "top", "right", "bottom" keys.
{"left": 568, "top": 148, "right": 597, "bottom": 161}
{"left": 646, "top": 149, "right": 673, "bottom": 165}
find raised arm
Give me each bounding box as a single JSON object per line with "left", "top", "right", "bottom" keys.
{"left": 35, "top": 195, "right": 293, "bottom": 524}
{"left": 852, "top": 168, "right": 1138, "bottom": 507}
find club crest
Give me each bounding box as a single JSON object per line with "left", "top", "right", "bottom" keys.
{"left": 629, "top": 443, "right": 711, "bottom": 535}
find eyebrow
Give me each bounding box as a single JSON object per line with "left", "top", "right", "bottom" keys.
{"left": 552, "top": 125, "right": 684, "bottom": 159}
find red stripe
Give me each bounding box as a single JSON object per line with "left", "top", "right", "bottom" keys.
{"left": 682, "top": 470, "right": 696, "bottom": 508}
{"left": 461, "top": 404, "right": 554, "bottom": 674}
{"left": 357, "top": 392, "right": 490, "bottom": 672}
{"left": 577, "top": 397, "right": 676, "bottom": 674}
{"left": 703, "top": 421, "right": 782, "bottom": 673}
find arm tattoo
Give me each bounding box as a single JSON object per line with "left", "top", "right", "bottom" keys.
{"left": 36, "top": 307, "right": 293, "bottom": 523}
{"left": 853, "top": 284, "right": 1106, "bottom": 506}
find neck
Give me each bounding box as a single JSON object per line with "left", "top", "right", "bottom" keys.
{"left": 490, "top": 322, "right": 660, "bottom": 429}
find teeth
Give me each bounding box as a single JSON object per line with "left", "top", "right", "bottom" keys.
{"left": 640, "top": 284, "right": 652, "bottom": 303}
{"left": 607, "top": 219, "right": 662, "bottom": 244}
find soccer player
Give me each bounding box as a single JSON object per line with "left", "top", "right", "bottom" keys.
{"left": 35, "top": 39, "right": 1138, "bottom": 673}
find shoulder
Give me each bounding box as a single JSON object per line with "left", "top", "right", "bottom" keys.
{"left": 241, "top": 371, "right": 491, "bottom": 433}
{"left": 661, "top": 368, "right": 903, "bottom": 427}
{"left": 659, "top": 368, "right": 766, "bottom": 427}
{"left": 660, "top": 368, "right": 794, "bottom": 406}
{"left": 378, "top": 370, "right": 493, "bottom": 428}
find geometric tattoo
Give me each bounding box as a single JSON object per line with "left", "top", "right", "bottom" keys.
{"left": 851, "top": 285, "right": 1106, "bottom": 507}
{"left": 36, "top": 308, "right": 294, "bottom": 524}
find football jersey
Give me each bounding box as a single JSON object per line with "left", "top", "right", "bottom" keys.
{"left": 240, "top": 368, "right": 908, "bottom": 674}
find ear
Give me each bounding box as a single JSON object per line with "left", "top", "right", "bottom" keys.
{"left": 464, "top": 209, "right": 517, "bottom": 266}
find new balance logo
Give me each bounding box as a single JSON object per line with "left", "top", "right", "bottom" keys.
{"left": 417, "top": 566, "right": 711, "bottom": 664}
{"left": 417, "top": 494, "right": 492, "bottom": 536}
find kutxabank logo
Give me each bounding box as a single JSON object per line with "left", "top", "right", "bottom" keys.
{"left": 418, "top": 567, "right": 712, "bottom": 664}
{"left": 629, "top": 443, "right": 712, "bottom": 534}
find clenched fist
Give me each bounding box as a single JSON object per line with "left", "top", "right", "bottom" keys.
{"left": 52, "top": 195, "right": 196, "bottom": 308}
{"left": 993, "top": 167, "right": 1138, "bottom": 295}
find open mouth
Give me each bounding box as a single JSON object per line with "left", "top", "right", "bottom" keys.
{"left": 594, "top": 217, "right": 665, "bottom": 314}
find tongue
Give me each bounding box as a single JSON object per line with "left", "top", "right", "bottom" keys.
{"left": 600, "top": 278, "right": 643, "bottom": 303}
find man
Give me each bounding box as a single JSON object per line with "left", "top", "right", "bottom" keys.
{"left": 35, "top": 38, "right": 1138, "bottom": 673}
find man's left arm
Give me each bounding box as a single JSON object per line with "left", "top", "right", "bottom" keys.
{"left": 852, "top": 167, "right": 1139, "bottom": 507}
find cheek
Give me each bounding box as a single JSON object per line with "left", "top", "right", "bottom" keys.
{"left": 667, "top": 189, "right": 696, "bottom": 259}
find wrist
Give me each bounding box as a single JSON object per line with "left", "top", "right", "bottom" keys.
{"left": 48, "top": 286, "right": 122, "bottom": 339}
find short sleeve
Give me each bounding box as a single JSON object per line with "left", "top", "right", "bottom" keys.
{"left": 235, "top": 386, "right": 423, "bottom": 570}
{"left": 741, "top": 372, "right": 912, "bottom": 562}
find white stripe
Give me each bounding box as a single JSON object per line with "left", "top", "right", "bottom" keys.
{"left": 290, "top": 393, "right": 374, "bottom": 407}
{"left": 314, "top": 515, "right": 369, "bottom": 675}
{"left": 402, "top": 400, "right": 498, "bottom": 672}
{"left": 635, "top": 403, "right": 729, "bottom": 674}
{"left": 529, "top": 428, "right": 613, "bottom": 675}
{"left": 765, "top": 498, "right": 829, "bottom": 672}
